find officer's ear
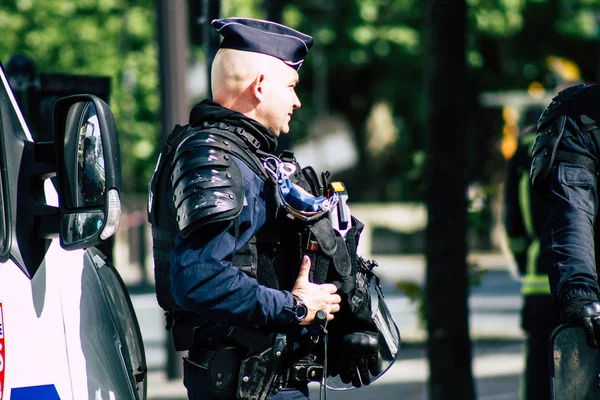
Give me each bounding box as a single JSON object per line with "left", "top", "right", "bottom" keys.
{"left": 250, "top": 73, "right": 266, "bottom": 102}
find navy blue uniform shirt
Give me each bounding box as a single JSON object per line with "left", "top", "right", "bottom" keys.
{"left": 170, "top": 156, "right": 295, "bottom": 330}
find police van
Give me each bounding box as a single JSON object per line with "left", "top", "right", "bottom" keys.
{"left": 0, "top": 62, "right": 147, "bottom": 399}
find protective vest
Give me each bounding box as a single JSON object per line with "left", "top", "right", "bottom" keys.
{"left": 148, "top": 122, "right": 371, "bottom": 350}
{"left": 148, "top": 122, "right": 279, "bottom": 348}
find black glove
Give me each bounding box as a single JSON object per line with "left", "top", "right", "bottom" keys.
{"left": 335, "top": 331, "right": 380, "bottom": 387}
{"left": 563, "top": 300, "right": 600, "bottom": 349}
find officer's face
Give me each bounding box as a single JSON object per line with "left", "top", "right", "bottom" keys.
{"left": 257, "top": 65, "right": 301, "bottom": 136}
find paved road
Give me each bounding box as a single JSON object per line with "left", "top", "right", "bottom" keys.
{"left": 127, "top": 253, "right": 527, "bottom": 399}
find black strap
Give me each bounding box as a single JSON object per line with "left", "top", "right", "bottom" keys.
{"left": 148, "top": 124, "right": 193, "bottom": 225}
{"left": 280, "top": 149, "right": 296, "bottom": 163}
{"left": 196, "top": 122, "right": 274, "bottom": 183}
{"left": 233, "top": 215, "right": 240, "bottom": 258}
{"left": 554, "top": 150, "right": 597, "bottom": 175}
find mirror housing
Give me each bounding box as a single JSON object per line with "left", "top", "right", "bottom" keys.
{"left": 53, "top": 95, "right": 122, "bottom": 250}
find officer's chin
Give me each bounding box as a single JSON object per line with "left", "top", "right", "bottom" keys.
{"left": 275, "top": 126, "right": 290, "bottom": 137}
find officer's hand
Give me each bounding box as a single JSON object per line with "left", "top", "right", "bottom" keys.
{"left": 292, "top": 256, "right": 341, "bottom": 325}
{"left": 337, "top": 331, "right": 380, "bottom": 387}
{"left": 564, "top": 300, "right": 600, "bottom": 348}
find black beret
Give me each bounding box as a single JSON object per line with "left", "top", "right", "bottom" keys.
{"left": 211, "top": 17, "right": 313, "bottom": 70}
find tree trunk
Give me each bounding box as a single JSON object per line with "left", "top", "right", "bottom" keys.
{"left": 423, "top": 0, "right": 474, "bottom": 399}
{"left": 156, "top": 0, "right": 190, "bottom": 380}
{"left": 264, "top": 0, "right": 285, "bottom": 22}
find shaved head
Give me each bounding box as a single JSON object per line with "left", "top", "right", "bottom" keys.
{"left": 212, "top": 49, "right": 283, "bottom": 109}
{"left": 210, "top": 48, "right": 301, "bottom": 136}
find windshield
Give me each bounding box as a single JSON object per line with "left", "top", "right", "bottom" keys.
{"left": 0, "top": 63, "right": 34, "bottom": 142}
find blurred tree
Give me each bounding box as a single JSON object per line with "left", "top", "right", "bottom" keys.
{"left": 0, "top": 0, "right": 159, "bottom": 194}
{"left": 264, "top": 0, "right": 285, "bottom": 22}
{"left": 285, "top": 0, "right": 425, "bottom": 202}
{"left": 282, "top": 0, "right": 600, "bottom": 202}
{"left": 1, "top": 0, "right": 598, "bottom": 200}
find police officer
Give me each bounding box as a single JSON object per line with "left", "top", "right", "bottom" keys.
{"left": 504, "top": 119, "right": 561, "bottom": 400}
{"left": 530, "top": 84, "right": 600, "bottom": 351}
{"left": 148, "top": 18, "right": 379, "bottom": 400}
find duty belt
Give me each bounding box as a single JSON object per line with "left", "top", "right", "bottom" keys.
{"left": 186, "top": 346, "right": 323, "bottom": 385}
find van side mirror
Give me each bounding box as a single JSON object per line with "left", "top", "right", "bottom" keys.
{"left": 53, "top": 95, "right": 122, "bottom": 250}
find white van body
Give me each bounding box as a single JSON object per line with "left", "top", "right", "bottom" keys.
{"left": 0, "top": 63, "right": 146, "bottom": 400}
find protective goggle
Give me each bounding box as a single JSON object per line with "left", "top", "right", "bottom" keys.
{"left": 264, "top": 158, "right": 338, "bottom": 222}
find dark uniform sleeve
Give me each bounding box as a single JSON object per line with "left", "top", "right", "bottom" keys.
{"left": 539, "top": 119, "right": 600, "bottom": 307}
{"left": 169, "top": 158, "right": 294, "bottom": 327}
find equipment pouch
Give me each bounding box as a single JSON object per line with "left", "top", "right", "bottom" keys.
{"left": 207, "top": 346, "right": 241, "bottom": 399}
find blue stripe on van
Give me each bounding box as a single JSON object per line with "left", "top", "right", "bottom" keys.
{"left": 11, "top": 384, "right": 61, "bottom": 399}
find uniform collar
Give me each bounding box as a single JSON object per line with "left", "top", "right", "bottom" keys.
{"left": 189, "top": 100, "right": 278, "bottom": 154}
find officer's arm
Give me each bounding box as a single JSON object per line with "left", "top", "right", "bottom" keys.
{"left": 169, "top": 147, "right": 294, "bottom": 327}
{"left": 536, "top": 123, "right": 599, "bottom": 309}
{"left": 170, "top": 226, "right": 294, "bottom": 327}
{"left": 542, "top": 159, "right": 600, "bottom": 348}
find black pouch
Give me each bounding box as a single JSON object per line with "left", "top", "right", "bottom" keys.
{"left": 207, "top": 346, "right": 241, "bottom": 399}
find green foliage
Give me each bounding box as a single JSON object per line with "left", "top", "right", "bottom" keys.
{"left": 221, "top": 0, "right": 264, "bottom": 19}
{"left": 0, "top": 0, "right": 159, "bottom": 193}
{"left": 1, "top": 0, "right": 599, "bottom": 197}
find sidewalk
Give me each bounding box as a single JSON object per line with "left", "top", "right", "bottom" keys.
{"left": 367, "top": 252, "right": 524, "bottom": 343}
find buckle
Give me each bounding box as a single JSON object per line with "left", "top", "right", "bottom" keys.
{"left": 235, "top": 127, "right": 261, "bottom": 150}
{"left": 307, "top": 240, "right": 320, "bottom": 252}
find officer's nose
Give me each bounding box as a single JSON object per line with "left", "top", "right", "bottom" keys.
{"left": 294, "top": 92, "right": 301, "bottom": 110}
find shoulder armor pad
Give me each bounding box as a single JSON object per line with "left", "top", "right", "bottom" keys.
{"left": 536, "top": 99, "right": 562, "bottom": 131}
{"left": 553, "top": 83, "right": 591, "bottom": 102}
{"left": 530, "top": 114, "right": 567, "bottom": 193}
{"left": 537, "top": 84, "right": 593, "bottom": 131}
{"left": 171, "top": 132, "right": 244, "bottom": 238}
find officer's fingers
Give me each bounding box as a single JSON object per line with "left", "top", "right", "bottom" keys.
{"left": 324, "top": 293, "right": 341, "bottom": 305}
{"left": 368, "top": 356, "right": 380, "bottom": 376}
{"left": 329, "top": 303, "right": 341, "bottom": 314}
{"left": 321, "top": 283, "right": 339, "bottom": 295}
{"left": 350, "top": 366, "right": 362, "bottom": 388}
{"left": 296, "top": 255, "right": 311, "bottom": 280}
{"left": 582, "top": 318, "right": 599, "bottom": 348}
{"left": 340, "top": 369, "right": 353, "bottom": 384}
{"left": 357, "top": 359, "right": 371, "bottom": 385}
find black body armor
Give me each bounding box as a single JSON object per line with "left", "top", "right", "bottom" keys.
{"left": 148, "top": 122, "right": 373, "bottom": 355}
{"left": 148, "top": 122, "right": 272, "bottom": 321}
{"left": 530, "top": 84, "right": 596, "bottom": 192}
